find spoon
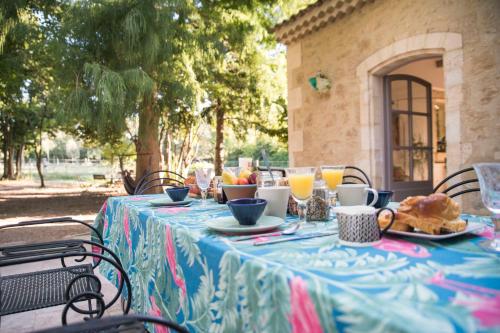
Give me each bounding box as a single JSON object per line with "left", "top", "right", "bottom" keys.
{"left": 261, "top": 149, "right": 274, "bottom": 185}
{"left": 233, "top": 221, "right": 303, "bottom": 242}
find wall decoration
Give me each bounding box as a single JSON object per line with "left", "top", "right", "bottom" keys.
{"left": 308, "top": 72, "right": 331, "bottom": 92}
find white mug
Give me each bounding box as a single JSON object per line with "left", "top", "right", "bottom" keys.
{"left": 255, "top": 186, "right": 290, "bottom": 219}
{"left": 337, "top": 184, "right": 378, "bottom": 206}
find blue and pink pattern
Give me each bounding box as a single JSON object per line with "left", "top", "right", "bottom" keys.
{"left": 94, "top": 195, "right": 500, "bottom": 333}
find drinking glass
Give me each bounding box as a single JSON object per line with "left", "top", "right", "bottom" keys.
{"left": 321, "top": 165, "right": 345, "bottom": 207}
{"left": 195, "top": 167, "right": 214, "bottom": 205}
{"left": 286, "top": 167, "right": 317, "bottom": 223}
{"left": 258, "top": 171, "right": 284, "bottom": 187}
{"left": 473, "top": 163, "right": 500, "bottom": 252}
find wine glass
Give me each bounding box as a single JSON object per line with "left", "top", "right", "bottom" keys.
{"left": 473, "top": 163, "right": 500, "bottom": 252}
{"left": 195, "top": 167, "right": 214, "bottom": 205}
{"left": 286, "top": 167, "right": 317, "bottom": 224}
{"left": 321, "top": 165, "right": 345, "bottom": 208}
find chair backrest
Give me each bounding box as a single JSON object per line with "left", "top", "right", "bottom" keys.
{"left": 432, "top": 167, "right": 480, "bottom": 198}
{"left": 134, "top": 177, "right": 185, "bottom": 195}
{"left": 134, "top": 170, "right": 186, "bottom": 195}
{"left": 342, "top": 166, "right": 373, "bottom": 188}
{"left": 121, "top": 170, "right": 136, "bottom": 195}
{"left": 31, "top": 314, "right": 189, "bottom": 333}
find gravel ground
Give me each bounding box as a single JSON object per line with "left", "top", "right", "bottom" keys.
{"left": 0, "top": 179, "right": 126, "bottom": 244}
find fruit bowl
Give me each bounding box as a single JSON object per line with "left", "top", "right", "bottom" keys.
{"left": 222, "top": 184, "right": 257, "bottom": 201}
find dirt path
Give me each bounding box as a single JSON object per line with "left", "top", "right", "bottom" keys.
{"left": 0, "top": 180, "right": 125, "bottom": 223}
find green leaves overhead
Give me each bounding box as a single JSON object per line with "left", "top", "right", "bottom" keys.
{"left": 1, "top": 0, "right": 308, "bottom": 177}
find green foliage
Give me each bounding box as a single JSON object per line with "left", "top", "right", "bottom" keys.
{"left": 1, "top": 0, "right": 317, "bottom": 179}
{"left": 60, "top": 0, "right": 200, "bottom": 139}
{"left": 0, "top": 0, "right": 63, "bottom": 182}
{"left": 226, "top": 138, "right": 288, "bottom": 166}
{"left": 99, "top": 138, "right": 136, "bottom": 168}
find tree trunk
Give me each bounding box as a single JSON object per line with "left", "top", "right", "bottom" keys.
{"left": 118, "top": 155, "right": 125, "bottom": 174}
{"left": 35, "top": 119, "right": 45, "bottom": 188}
{"left": 1, "top": 122, "right": 8, "bottom": 179}
{"left": 135, "top": 93, "right": 161, "bottom": 189}
{"left": 214, "top": 99, "right": 224, "bottom": 176}
{"left": 6, "top": 145, "right": 14, "bottom": 180}
{"left": 35, "top": 151, "right": 45, "bottom": 188}
{"left": 14, "top": 144, "right": 24, "bottom": 179}
{"left": 1, "top": 146, "right": 6, "bottom": 179}
{"left": 164, "top": 132, "right": 171, "bottom": 171}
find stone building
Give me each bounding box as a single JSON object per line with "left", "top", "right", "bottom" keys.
{"left": 274, "top": 0, "right": 499, "bottom": 205}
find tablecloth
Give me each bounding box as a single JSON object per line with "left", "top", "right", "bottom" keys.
{"left": 93, "top": 195, "right": 500, "bottom": 333}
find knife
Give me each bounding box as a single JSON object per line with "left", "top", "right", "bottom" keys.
{"left": 232, "top": 231, "right": 283, "bottom": 242}
{"left": 253, "top": 231, "right": 337, "bottom": 246}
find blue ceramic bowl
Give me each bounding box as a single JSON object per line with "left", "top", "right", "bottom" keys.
{"left": 165, "top": 186, "right": 190, "bottom": 202}
{"left": 367, "top": 190, "right": 394, "bottom": 208}
{"left": 227, "top": 198, "right": 267, "bottom": 226}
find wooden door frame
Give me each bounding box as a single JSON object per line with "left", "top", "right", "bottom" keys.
{"left": 383, "top": 74, "right": 433, "bottom": 199}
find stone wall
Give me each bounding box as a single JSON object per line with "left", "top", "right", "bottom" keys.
{"left": 286, "top": 0, "right": 499, "bottom": 211}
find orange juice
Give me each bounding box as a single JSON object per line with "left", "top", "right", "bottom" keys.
{"left": 322, "top": 169, "right": 344, "bottom": 190}
{"left": 289, "top": 174, "right": 315, "bottom": 200}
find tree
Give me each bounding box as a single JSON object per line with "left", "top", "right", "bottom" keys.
{"left": 0, "top": 0, "right": 62, "bottom": 185}
{"left": 196, "top": 0, "right": 289, "bottom": 175}
{"left": 100, "top": 138, "right": 136, "bottom": 174}
{"left": 62, "top": 0, "right": 201, "bottom": 181}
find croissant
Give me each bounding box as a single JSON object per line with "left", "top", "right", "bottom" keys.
{"left": 378, "top": 211, "right": 414, "bottom": 232}
{"left": 378, "top": 193, "right": 465, "bottom": 235}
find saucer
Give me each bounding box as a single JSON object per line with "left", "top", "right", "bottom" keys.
{"left": 206, "top": 215, "right": 284, "bottom": 234}
{"left": 149, "top": 197, "right": 193, "bottom": 207}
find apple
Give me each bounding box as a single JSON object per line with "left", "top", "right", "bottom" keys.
{"left": 237, "top": 178, "right": 249, "bottom": 185}
{"left": 247, "top": 173, "right": 257, "bottom": 185}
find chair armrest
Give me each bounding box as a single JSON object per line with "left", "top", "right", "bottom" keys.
{"left": 0, "top": 217, "right": 104, "bottom": 246}
{"left": 0, "top": 240, "right": 85, "bottom": 260}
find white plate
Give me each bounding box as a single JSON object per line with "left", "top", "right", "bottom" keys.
{"left": 206, "top": 215, "right": 284, "bottom": 234}
{"left": 386, "top": 222, "right": 484, "bottom": 240}
{"left": 149, "top": 197, "right": 193, "bottom": 207}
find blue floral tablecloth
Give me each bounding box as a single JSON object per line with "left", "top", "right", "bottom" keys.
{"left": 93, "top": 195, "right": 500, "bottom": 333}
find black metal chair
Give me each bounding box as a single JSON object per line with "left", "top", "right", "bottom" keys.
{"left": 134, "top": 170, "right": 185, "bottom": 195}
{"left": 121, "top": 170, "right": 136, "bottom": 195}
{"left": 432, "top": 167, "right": 480, "bottom": 198}
{"left": 0, "top": 217, "right": 131, "bottom": 324}
{"left": 342, "top": 166, "right": 373, "bottom": 187}
{"left": 32, "top": 314, "right": 189, "bottom": 333}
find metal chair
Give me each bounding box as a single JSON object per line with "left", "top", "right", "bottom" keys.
{"left": 31, "top": 314, "right": 189, "bottom": 333}
{"left": 121, "top": 170, "right": 136, "bottom": 195}
{"left": 0, "top": 217, "right": 131, "bottom": 324}
{"left": 342, "top": 166, "right": 373, "bottom": 187}
{"left": 432, "top": 167, "right": 480, "bottom": 198}
{"left": 134, "top": 170, "right": 185, "bottom": 195}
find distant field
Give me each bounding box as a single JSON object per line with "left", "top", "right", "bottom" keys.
{"left": 1, "top": 159, "right": 288, "bottom": 182}
{"left": 4, "top": 160, "right": 127, "bottom": 183}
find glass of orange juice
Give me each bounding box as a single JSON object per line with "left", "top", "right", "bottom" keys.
{"left": 321, "top": 165, "right": 345, "bottom": 207}
{"left": 286, "top": 167, "right": 317, "bottom": 223}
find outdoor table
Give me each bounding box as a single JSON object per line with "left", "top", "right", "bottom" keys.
{"left": 93, "top": 195, "right": 500, "bottom": 333}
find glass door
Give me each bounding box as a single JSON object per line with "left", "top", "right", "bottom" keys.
{"left": 384, "top": 75, "right": 433, "bottom": 200}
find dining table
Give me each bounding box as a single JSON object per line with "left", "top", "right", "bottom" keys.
{"left": 93, "top": 194, "right": 500, "bottom": 333}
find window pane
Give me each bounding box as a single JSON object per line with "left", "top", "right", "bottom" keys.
{"left": 413, "top": 149, "right": 430, "bottom": 181}
{"left": 412, "top": 115, "right": 429, "bottom": 147}
{"left": 391, "top": 80, "right": 408, "bottom": 111}
{"left": 392, "top": 113, "right": 409, "bottom": 147}
{"left": 393, "top": 150, "right": 410, "bottom": 182}
{"left": 412, "top": 82, "right": 428, "bottom": 113}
